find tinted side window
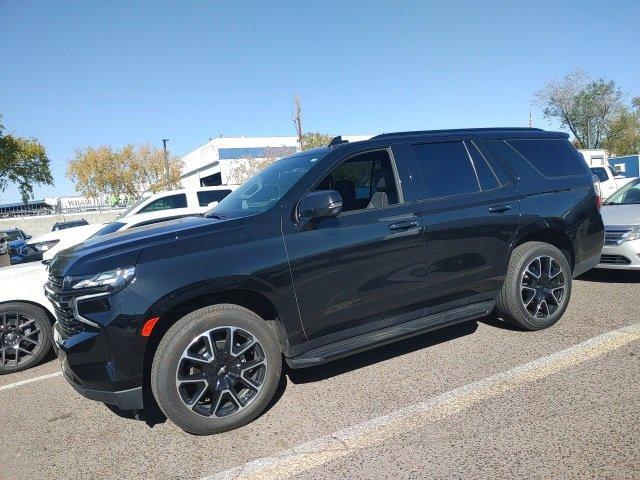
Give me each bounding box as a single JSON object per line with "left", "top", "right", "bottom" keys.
{"left": 197, "top": 190, "right": 232, "bottom": 207}
{"left": 470, "top": 140, "right": 511, "bottom": 185}
{"left": 507, "top": 139, "right": 585, "bottom": 178}
{"left": 139, "top": 194, "right": 188, "bottom": 213}
{"left": 465, "top": 141, "right": 499, "bottom": 190}
{"left": 315, "top": 149, "right": 399, "bottom": 213}
{"left": 412, "top": 142, "right": 479, "bottom": 198}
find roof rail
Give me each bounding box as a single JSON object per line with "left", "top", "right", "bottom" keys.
{"left": 372, "top": 127, "right": 543, "bottom": 140}
{"left": 328, "top": 135, "right": 349, "bottom": 147}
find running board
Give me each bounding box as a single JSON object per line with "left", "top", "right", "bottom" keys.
{"left": 286, "top": 301, "right": 494, "bottom": 368}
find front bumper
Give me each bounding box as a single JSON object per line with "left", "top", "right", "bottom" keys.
{"left": 47, "top": 283, "right": 151, "bottom": 410}
{"left": 596, "top": 240, "right": 640, "bottom": 270}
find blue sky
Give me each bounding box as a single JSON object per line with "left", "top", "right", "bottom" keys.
{"left": 1, "top": 0, "right": 639, "bottom": 202}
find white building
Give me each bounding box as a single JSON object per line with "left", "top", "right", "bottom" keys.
{"left": 578, "top": 149, "right": 609, "bottom": 167}
{"left": 180, "top": 135, "right": 373, "bottom": 188}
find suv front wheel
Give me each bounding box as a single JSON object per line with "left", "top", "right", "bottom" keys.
{"left": 151, "top": 304, "right": 282, "bottom": 435}
{"left": 496, "top": 241, "right": 572, "bottom": 330}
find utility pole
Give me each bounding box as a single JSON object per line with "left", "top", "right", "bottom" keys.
{"left": 162, "top": 138, "right": 171, "bottom": 190}
{"left": 292, "top": 94, "right": 303, "bottom": 151}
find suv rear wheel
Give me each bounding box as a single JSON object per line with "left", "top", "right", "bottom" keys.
{"left": 496, "top": 241, "right": 572, "bottom": 330}
{"left": 151, "top": 304, "right": 282, "bottom": 435}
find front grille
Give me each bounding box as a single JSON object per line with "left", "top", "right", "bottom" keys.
{"left": 604, "top": 227, "right": 633, "bottom": 246}
{"left": 45, "top": 274, "right": 84, "bottom": 339}
{"left": 600, "top": 254, "right": 631, "bottom": 265}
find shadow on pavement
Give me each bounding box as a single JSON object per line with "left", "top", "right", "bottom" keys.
{"left": 287, "top": 320, "right": 479, "bottom": 384}
{"left": 576, "top": 268, "right": 640, "bottom": 284}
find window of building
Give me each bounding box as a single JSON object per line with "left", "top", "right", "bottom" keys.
{"left": 411, "top": 142, "right": 480, "bottom": 199}
{"left": 315, "top": 150, "right": 399, "bottom": 212}
{"left": 197, "top": 190, "right": 232, "bottom": 207}
{"left": 139, "top": 194, "right": 188, "bottom": 213}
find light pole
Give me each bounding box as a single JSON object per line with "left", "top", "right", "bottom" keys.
{"left": 162, "top": 138, "right": 171, "bottom": 190}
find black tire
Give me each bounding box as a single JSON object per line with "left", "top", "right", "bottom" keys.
{"left": 496, "top": 241, "right": 572, "bottom": 330}
{"left": 0, "top": 302, "right": 53, "bottom": 374}
{"left": 151, "top": 304, "right": 282, "bottom": 435}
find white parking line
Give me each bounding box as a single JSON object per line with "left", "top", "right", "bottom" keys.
{"left": 0, "top": 371, "right": 62, "bottom": 392}
{"left": 203, "top": 322, "right": 640, "bottom": 480}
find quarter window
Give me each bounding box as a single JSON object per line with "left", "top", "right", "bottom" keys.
{"left": 139, "top": 194, "right": 188, "bottom": 213}
{"left": 412, "top": 142, "right": 479, "bottom": 198}
{"left": 507, "top": 139, "right": 585, "bottom": 178}
{"left": 197, "top": 190, "right": 232, "bottom": 207}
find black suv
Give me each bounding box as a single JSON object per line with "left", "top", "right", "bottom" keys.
{"left": 46, "top": 128, "right": 604, "bottom": 434}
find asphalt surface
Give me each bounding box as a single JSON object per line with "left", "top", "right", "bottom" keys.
{"left": 1, "top": 268, "right": 639, "bottom": 480}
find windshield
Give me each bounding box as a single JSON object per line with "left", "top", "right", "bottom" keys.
{"left": 604, "top": 179, "right": 640, "bottom": 205}
{"left": 89, "top": 222, "right": 126, "bottom": 238}
{"left": 207, "top": 152, "right": 325, "bottom": 218}
{"left": 2, "top": 230, "right": 23, "bottom": 241}
{"left": 590, "top": 167, "right": 608, "bottom": 182}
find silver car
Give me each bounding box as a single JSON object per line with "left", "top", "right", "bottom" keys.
{"left": 0, "top": 232, "right": 8, "bottom": 256}
{"left": 597, "top": 178, "right": 640, "bottom": 270}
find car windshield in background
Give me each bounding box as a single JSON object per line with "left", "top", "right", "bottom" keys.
{"left": 604, "top": 179, "right": 640, "bottom": 205}
{"left": 89, "top": 222, "right": 126, "bottom": 238}
{"left": 207, "top": 152, "right": 325, "bottom": 219}
{"left": 590, "top": 167, "right": 608, "bottom": 182}
{"left": 2, "top": 231, "right": 23, "bottom": 241}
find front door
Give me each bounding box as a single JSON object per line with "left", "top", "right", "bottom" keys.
{"left": 282, "top": 147, "right": 428, "bottom": 341}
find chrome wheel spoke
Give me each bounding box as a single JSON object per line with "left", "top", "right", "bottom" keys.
{"left": 520, "top": 255, "right": 567, "bottom": 319}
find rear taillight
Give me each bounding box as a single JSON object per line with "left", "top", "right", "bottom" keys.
{"left": 592, "top": 175, "right": 602, "bottom": 211}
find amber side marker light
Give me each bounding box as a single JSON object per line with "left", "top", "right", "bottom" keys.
{"left": 141, "top": 317, "right": 160, "bottom": 337}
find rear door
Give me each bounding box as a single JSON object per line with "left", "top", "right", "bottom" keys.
{"left": 282, "top": 145, "right": 428, "bottom": 341}
{"left": 408, "top": 139, "right": 520, "bottom": 314}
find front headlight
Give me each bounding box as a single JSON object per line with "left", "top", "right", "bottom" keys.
{"left": 623, "top": 226, "right": 640, "bottom": 243}
{"left": 33, "top": 239, "right": 60, "bottom": 251}
{"left": 64, "top": 266, "right": 135, "bottom": 293}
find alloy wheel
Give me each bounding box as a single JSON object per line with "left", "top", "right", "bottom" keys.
{"left": 520, "top": 256, "right": 566, "bottom": 319}
{"left": 175, "top": 326, "right": 267, "bottom": 418}
{"left": 0, "top": 312, "right": 44, "bottom": 368}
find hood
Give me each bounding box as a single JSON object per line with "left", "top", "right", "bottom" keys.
{"left": 31, "top": 223, "right": 104, "bottom": 244}
{"left": 600, "top": 204, "right": 640, "bottom": 227}
{"left": 8, "top": 239, "right": 26, "bottom": 247}
{"left": 49, "top": 215, "right": 242, "bottom": 277}
{"left": 0, "top": 261, "right": 46, "bottom": 281}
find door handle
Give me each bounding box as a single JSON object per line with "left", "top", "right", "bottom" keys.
{"left": 488, "top": 204, "right": 511, "bottom": 214}
{"left": 388, "top": 220, "right": 419, "bottom": 231}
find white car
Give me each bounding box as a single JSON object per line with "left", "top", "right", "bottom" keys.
{"left": 597, "top": 178, "right": 640, "bottom": 270}
{"left": 27, "top": 186, "right": 235, "bottom": 261}
{"left": 116, "top": 186, "right": 234, "bottom": 218}
{"left": 0, "top": 261, "right": 54, "bottom": 373}
{"left": 590, "top": 166, "right": 637, "bottom": 199}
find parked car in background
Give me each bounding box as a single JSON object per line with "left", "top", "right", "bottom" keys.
{"left": 0, "top": 261, "right": 53, "bottom": 373}
{"left": 597, "top": 178, "right": 640, "bottom": 270}
{"left": 52, "top": 219, "right": 89, "bottom": 231}
{"left": 0, "top": 228, "right": 35, "bottom": 265}
{"left": 589, "top": 165, "right": 637, "bottom": 199}
{"left": 0, "top": 232, "right": 8, "bottom": 256}
{"left": 116, "top": 186, "right": 235, "bottom": 219}
{"left": 46, "top": 128, "right": 603, "bottom": 435}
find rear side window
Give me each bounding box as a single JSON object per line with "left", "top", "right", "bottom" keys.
{"left": 507, "top": 139, "right": 585, "bottom": 178}
{"left": 412, "top": 142, "right": 479, "bottom": 198}
{"left": 197, "top": 190, "right": 232, "bottom": 207}
{"left": 139, "top": 194, "right": 187, "bottom": 213}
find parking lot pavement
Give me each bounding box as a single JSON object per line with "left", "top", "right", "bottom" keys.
{"left": 1, "top": 269, "right": 639, "bottom": 480}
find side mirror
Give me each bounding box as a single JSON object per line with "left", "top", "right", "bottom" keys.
{"left": 25, "top": 234, "right": 32, "bottom": 240}
{"left": 299, "top": 190, "right": 342, "bottom": 220}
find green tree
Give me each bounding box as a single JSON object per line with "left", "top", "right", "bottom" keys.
{"left": 67, "top": 143, "right": 183, "bottom": 198}
{"left": 302, "top": 132, "right": 333, "bottom": 150}
{"left": 603, "top": 97, "right": 640, "bottom": 156}
{"left": 0, "top": 116, "right": 53, "bottom": 203}
{"left": 535, "top": 70, "right": 624, "bottom": 149}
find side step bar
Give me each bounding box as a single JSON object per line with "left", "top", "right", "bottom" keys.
{"left": 286, "top": 301, "right": 494, "bottom": 368}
